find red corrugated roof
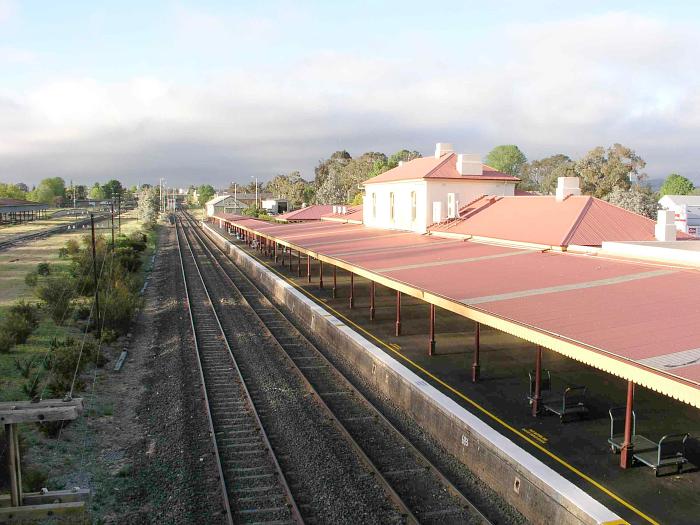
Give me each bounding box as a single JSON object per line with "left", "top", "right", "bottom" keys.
{"left": 363, "top": 153, "right": 519, "bottom": 185}
{"left": 430, "top": 195, "right": 658, "bottom": 247}
{"left": 277, "top": 205, "right": 335, "bottom": 222}
{"left": 213, "top": 216, "right": 700, "bottom": 406}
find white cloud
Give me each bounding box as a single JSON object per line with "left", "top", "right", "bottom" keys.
{"left": 1, "top": 11, "right": 700, "bottom": 186}
{"left": 0, "top": 0, "right": 16, "bottom": 24}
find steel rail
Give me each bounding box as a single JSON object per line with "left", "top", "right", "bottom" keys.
{"left": 184, "top": 211, "right": 494, "bottom": 525}
{"left": 175, "top": 217, "right": 303, "bottom": 525}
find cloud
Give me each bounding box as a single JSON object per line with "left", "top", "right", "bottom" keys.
{"left": 0, "top": 0, "right": 15, "bottom": 24}
{"left": 1, "top": 11, "right": 700, "bottom": 187}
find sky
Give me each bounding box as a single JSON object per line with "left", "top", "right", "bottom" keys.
{"left": 1, "top": 0, "right": 700, "bottom": 188}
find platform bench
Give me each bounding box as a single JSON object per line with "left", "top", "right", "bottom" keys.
{"left": 543, "top": 386, "right": 588, "bottom": 422}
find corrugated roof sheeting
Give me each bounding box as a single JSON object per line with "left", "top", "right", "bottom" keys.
{"left": 217, "top": 217, "right": 700, "bottom": 407}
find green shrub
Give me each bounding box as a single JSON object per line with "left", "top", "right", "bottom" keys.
{"left": 24, "top": 271, "right": 38, "bottom": 287}
{"left": 43, "top": 337, "right": 94, "bottom": 396}
{"left": 9, "top": 300, "right": 39, "bottom": 329}
{"left": 14, "top": 356, "right": 37, "bottom": 378}
{"left": 22, "top": 466, "right": 48, "bottom": 492}
{"left": 0, "top": 331, "right": 14, "bottom": 353}
{"left": 73, "top": 303, "right": 92, "bottom": 321}
{"left": 101, "top": 283, "right": 137, "bottom": 334}
{"left": 115, "top": 246, "right": 142, "bottom": 273}
{"left": 36, "top": 262, "right": 51, "bottom": 276}
{"left": 35, "top": 275, "right": 75, "bottom": 324}
{"left": 3, "top": 312, "right": 33, "bottom": 345}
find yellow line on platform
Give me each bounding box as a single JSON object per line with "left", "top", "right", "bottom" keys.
{"left": 235, "top": 239, "right": 654, "bottom": 525}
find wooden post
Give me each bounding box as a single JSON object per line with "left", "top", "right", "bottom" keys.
{"left": 428, "top": 304, "right": 436, "bottom": 356}
{"left": 532, "top": 346, "right": 543, "bottom": 416}
{"left": 333, "top": 266, "right": 337, "bottom": 298}
{"left": 349, "top": 272, "right": 354, "bottom": 308}
{"left": 395, "top": 291, "right": 401, "bottom": 336}
{"left": 620, "top": 381, "right": 635, "bottom": 469}
{"left": 472, "top": 322, "right": 480, "bottom": 382}
{"left": 319, "top": 260, "right": 324, "bottom": 289}
{"left": 90, "top": 214, "right": 100, "bottom": 336}
{"left": 307, "top": 255, "right": 311, "bottom": 283}
{"left": 369, "top": 281, "right": 375, "bottom": 320}
{"left": 6, "top": 424, "right": 19, "bottom": 507}
{"left": 297, "top": 251, "right": 302, "bottom": 277}
{"left": 274, "top": 242, "right": 278, "bottom": 262}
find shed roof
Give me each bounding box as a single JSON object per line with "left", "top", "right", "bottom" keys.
{"left": 206, "top": 194, "right": 245, "bottom": 207}
{"left": 217, "top": 216, "right": 700, "bottom": 408}
{"left": 429, "top": 195, "right": 658, "bottom": 247}
{"left": 363, "top": 153, "right": 519, "bottom": 185}
{"left": 659, "top": 195, "right": 700, "bottom": 207}
{"left": 277, "top": 205, "right": 334, "bottom": 222}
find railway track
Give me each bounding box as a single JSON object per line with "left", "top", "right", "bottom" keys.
{"left": 181, "top": 211, "right": 493, "bottom": 525}
{"left": 175, "top": 217, "right": 303, "bottom": 525}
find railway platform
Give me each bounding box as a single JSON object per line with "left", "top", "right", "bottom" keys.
{"left": 210, "top": 221, "right": 700, "bottom": 525}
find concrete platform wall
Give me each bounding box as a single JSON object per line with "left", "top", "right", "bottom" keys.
{"left": 203, "top": 222, "right": 623, "bottom": 525}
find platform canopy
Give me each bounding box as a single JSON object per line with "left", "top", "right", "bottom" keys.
{"left": 215, "top": 214, "right": 700, "bottom": 409}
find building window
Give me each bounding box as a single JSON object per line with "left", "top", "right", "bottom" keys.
{"left": 372, "top": 193, "right": 377, "bottom": 219}
{"left": 411, "top": 191, "right": 416, "bottom": 222}
{"left": 389, "top": 192, "right": 395, "bottom": 222}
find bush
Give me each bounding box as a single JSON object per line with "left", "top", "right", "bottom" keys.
{"left": 43, "top": 337, "right": 93, "bottom": 396}
{"left": 9, "top": 300, "right": 39, "bottom": 329}
{"left": 101, "top": 282, "right": 137, "bottom": 334}
{"left": 115, "top": 247, "right": 142, "bottom": 273}
{"left": 64, "top": 238, "right": 80, "bottom": 256}
{"left": 36, "top": 262, "right": 51, "bottom": 276}
{"left": 35, "top": 275, "right": 75, "bottom": 324}
{"left": 24, "top": 271, "right": 38, "bottom": 288}
{"left": 73, "top": 303, "right": 92, "bottom": 321}
{"left": 3, "top": 312, "right": 33, "bottom": 345}
{"left": 0, "top": 331, "right": 14, "bottom": 353}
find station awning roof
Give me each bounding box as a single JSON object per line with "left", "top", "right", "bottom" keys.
{"left": 215, "top": 215, "right": 700, "bottom": 408}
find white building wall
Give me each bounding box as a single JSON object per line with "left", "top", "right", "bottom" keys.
{"left": 363, "top": 179, "right": 515, "bottom": 233}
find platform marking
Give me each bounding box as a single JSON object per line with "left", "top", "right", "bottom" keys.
{"left": 522, "top": 428, "right": 548, "bottom": 445}
{"left": 389, "top": 343, "right": 401, "bottom": 351}
{"left": 215, "top": 230, "right": 651, "bottom": 525}
{"left": 460, "top": 269, "right": 675, "bottom": 305}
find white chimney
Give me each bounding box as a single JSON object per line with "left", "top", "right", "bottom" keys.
{"left": 555, "top": 177, "right": 581, "bottom": 202}
{"left": 434, "top": 143, "right": 454, "bottom": 158}
{"left": 398, "top": 160, "right": 404, "bottom": 167}
{"left": 456, "top": 154, "right": 482, "bottom": 176}
{"left": 655, "top": 210, "right": 677, "bottom": 241}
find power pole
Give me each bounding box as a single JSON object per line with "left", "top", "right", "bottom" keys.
{"left": 117, "top": 194, "right": 121, "bottom": 233}
{"left": 90, "top": 214, "right": 100, "bottom": 336}
{"left": 110, "top": 198, "right": 115, "bottom": 248}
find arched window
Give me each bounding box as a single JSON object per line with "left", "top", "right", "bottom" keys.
{"left": 372, "top": 193, "right": 377, "bottom": 219}
{"left": 389, "top": 192, "right": 395, "bottom": 222}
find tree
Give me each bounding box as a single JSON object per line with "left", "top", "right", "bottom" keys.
{"left": 659, "top": 173, "right": 694, "bottom": 196}
{"left": 0, "top": 183, "right": 28, "bottom": 200}
{"left": 265, "top": 172, "right": 310, "bottom": 208}
{"left": 520, "top": 154, "right": 573, "bottom": 193}
{"left": 88, "top": 183, "right": 106, "bottom": 200}
{"left": 101, "top": 179, "right": 124, "bottom": 199}
{"left": 485, "top": 145, "right": 527, "bottom": 177}
{"left": 28, "top": 177, "right": 66, "bottom": 204}
{"left": 575, "top": 144, "right": 646, "bottom": 198}
{"left": 315, "top": 171, "right": 348, "bottom": 204}
{"left": 604, "top": 186, "right": 658, "bottom": 219}
{"left": 136, "top": 186, "right": 159, "bottom": 227}
{"left": 314, "top": 150, "right": 352, "bottom": 193}
{"left": 197, "top": 184, "right": 216, "bottom": 207}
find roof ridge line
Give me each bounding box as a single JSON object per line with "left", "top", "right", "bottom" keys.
{"left": 424, "top": 152, "right": 456, "bottom": 178}
{"left": 562, "top": 195, "right": 593, "bottom": 246}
